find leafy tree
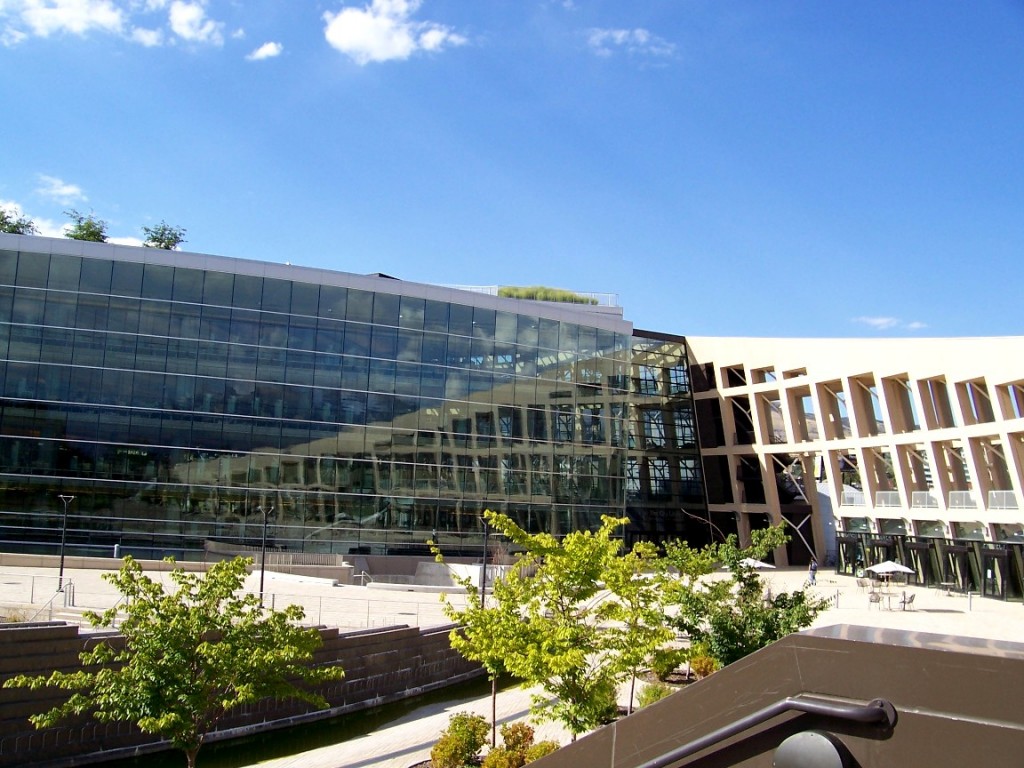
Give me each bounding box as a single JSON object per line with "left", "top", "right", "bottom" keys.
{"left": 664, "top": 525, "right": 828, "bottom": 667}
{"left": 143, "top": 220, "right": 187, "bottom": 250}
{"left": 439, "top": 567, "right": 516, "bottom": 747}
{"left": 0, "top": 207, "right": 38, "bottom": 234}
{"left": 64, "top": 209, "right": 108, "bottom": 242}
{"left": 600, "top": 539, "right": 673, "bottom": 714}
{"left": 455, "top": 511, "right": 636, "bottom": 740}
{"left": 4, "top": 556, "right": 344, "bottom": 768}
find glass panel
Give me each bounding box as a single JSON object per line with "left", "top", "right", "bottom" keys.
{"left": 142, "top": 263, "right": 174, "bottom": 300}
{"left": 0, "top": 251, "right": 17, "bottom": 284}
{"left": 110, "top": 260, "right": 144, "bottom": 297}
{"left": 172, "top": 267, "right": 204, "bottom": 303}
{"left": 423, "top": 299, "right": 449, "bottom": 332}
{"left": 448, "top": 303, "right": 473, "bottom": 337}
{"left": 202, "top": 271, "right": 234, "bottom": 306}
{"left": 47, "top": 254, "right": 82, "bottom": 290}
{"left": 319, "top": 285, "right": 347, "bottom": 319}
{"left": 291, "top": 281, "right": 319, "bottom": 316}
{"left": 16, "top": 254, "right": 49, "bottom": 288}
{"left": 346, "top": 289, "right": 373, "bottom": 323}
{"left": 261, "top": 277, "right": 292, "bottom": 313}
{"left": 233, "top": 274, "right": 263, "bottom": 310}
{"left": 372, "top": 292, "right": 400, "bottom": 326}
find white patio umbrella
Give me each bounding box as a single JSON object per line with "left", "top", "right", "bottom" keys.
{"left": 866, "top": 560, "right": 914, "bottom": 575}
{"left": 723, "top": 557, "right": 776, "bottom": 570}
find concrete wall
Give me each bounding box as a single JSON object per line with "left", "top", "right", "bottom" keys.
{"left": 0, "top": 621, "right": 482, "bottom": 767}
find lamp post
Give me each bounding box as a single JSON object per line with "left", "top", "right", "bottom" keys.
{"left": 480, "top": 517, "right": 490, "bottom": 609}
{"left": 259, "top": 505, "right": 274, "bottom": 607}
{"left": 57, "top": 494, "right": 75, "bottom": 592}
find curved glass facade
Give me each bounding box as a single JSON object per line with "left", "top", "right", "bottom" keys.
{"left": 0, "top": 238, "right": 657, "bottom": 559}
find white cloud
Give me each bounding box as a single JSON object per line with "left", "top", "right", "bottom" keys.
{"left": 0, "top": 0, "right": 226, "bottom": 47}
{"left": 109, "top": 235, "right": 144, "bottom": 246}
{"left": 168, "top": 0, "right": 222, "bottom": 45}
{"left": 36, "top": 175, "right": 87, "bottom": 205}
{"left": 246, "top": 40, "right": 281, "bottom": 61}
{"left": 130, "top": 25, "right": 162, "bottom": 46}
{"left": 587, "top": 27, "right": 675, "bottom": 59}
{"left": 852, "top": 316, "right": 928, "bottom": 332}
{"left": 323, "top": 0, "right": 466, "bottom": 65}
{"left": 15, "top": 0, "right": 125, "bottom": 38}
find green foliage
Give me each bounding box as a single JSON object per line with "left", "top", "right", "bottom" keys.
{"left": 664, "top": 525, "right": 828, "bottom": 668}
{"left": 649, "top": 647, "right": 687, "bottom": 681}
{"left": 64, "top": 209, "right": 109, "bottom": 242}
{"left": 431, "top": 712, "right": 490, "bottom": 768}
{"left": 3, "top": 556, "right": 344, "bottom": 768}
{"left": 636, "top": 681, "right": 674, "bottom": 708}
{"left": 0, "top": 207, "right": 38, "bottom": 234}
{"left": 497, "top": 286, "right": 598, "bottom": 305}
{"left": 481, "top": 746, "right": 522, "bottom": 768}
{"left": 499, "top": 721, "right": 535, "bottom": 754}
{"left": 143, "top": 220, "right": 187, "bottom": 250}
{"left": 524, "top": 741, "right": 560, "bottom": 762}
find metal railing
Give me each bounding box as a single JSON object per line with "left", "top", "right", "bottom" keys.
{"left": 948, "top": 491, "right": 978, "bottom": 509}
{"left": 875, "top": 491, "right": 901, "bottom": 507}
{"left": 911, "top": 491, "right": 940, "bottom": 508}
{"left": 989, "top": 490, "right": 1020, "bottom": 510}
{"left": 634, "top": 694, "right": 897, "bottom": 768}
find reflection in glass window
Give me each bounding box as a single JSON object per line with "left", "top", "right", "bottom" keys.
{"left": 668, "top": 364, "right": 690, "bottom": 395}
{"left": 680, "top": 457, "right": 702, "bottom": 497}
{"left": 637, "top": 365, "right": 659, "bottom": 396}
{"left": 674, "top": 405, "right": 696, "bottom": 447}
{"left": 553, "top": 405, "right": 574, "bottom": 442}
{"left": 642, "top": 409, "right": 666, "bottom": 447}
{"left": 648, "top": 457, "right": 671, "bottom": 497}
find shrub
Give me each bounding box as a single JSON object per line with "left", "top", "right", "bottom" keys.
{"left": 500, "top": 721, "right": 535, "bottom": 754}
{"left": 524, "top": 741, "right": 560, "bottom": 762}
{"left": 636, "top": 682, "right": 674, "bottom": 709}
{"left": 481, "top": 746, "right": 523, "bottom": 768}
{"left": 689, "top": 653, "right": 720, "bottom": 679}
{"left": 431, "top": 712, "right": 490, "bottom": 768}
{"left": 650, "top": 648, "right": 686, "bottom": 681}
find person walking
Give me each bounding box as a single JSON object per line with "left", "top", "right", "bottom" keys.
{"left": 808, "top": 557, "right": 818, "bottom": 586}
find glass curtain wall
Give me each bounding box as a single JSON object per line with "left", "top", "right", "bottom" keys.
{"left": 0, "top": 245, "right": 632, "bottom": 559}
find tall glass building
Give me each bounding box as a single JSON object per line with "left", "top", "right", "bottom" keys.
{"left": 0, "top": 234, "right": 709, "bottom": 560}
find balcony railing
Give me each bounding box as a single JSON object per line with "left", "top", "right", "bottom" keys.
{"left": 842, "top": 490, "right": 866, "bottom": 506}
{"left": 989, "top": 490, "right": 1020, "bottom": 510}
{"left": 875, "top": 491, "right": 901, "bottom": 508}
{"left": 948, "top": 491, "right": 978, "bottom": 509}
{"left": 911, "top": 491, "right": 939, "bottom": 509}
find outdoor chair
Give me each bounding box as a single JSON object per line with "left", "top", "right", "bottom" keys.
{"left": 868, "top": 592, "right": 882, "bottom": 609}
{"left": 856, "top": 577, "right": 871, "bottom": 592}
{"left": 898, "top": 593, "right": 916, "bottom": 611}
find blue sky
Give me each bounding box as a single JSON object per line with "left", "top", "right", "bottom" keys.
{"left": 2, "top": 1, "right": 1023, "bottom": 338}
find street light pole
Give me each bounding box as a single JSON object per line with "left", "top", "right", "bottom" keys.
{"left": 57, "top": 494, "right": 75, "bottom": 592}
{"left": 259, "top": 505, "right": 274, "bottom": 607}
{"left": 480, "top": 517, "right": 490, "bottom": 609}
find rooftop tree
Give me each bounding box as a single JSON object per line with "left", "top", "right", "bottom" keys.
{"left": 0, "top": 207, "right": 38, "bottom": 234}
{"left": 4, "top": 556, "right": 344, "bottom": 768}
{"left": 143, "top": 221, "right": 187, "bottom": 250}
{"left": 64, "top": 209, "right": 108, "bottom": 242}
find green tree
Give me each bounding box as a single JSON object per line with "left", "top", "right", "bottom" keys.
{"left": 4, "top": 556, "right": 344, "bottom": 768}
{"left": 64, "top": 209, "right": 108, "bottom": 242}
{"left": 143, "top": 220, "right": 187, "bottom": 250}
{"left": 437, "top": 533, "right": 522, "bottom": 747}
{"left": 664, "top": 526, "right": 828, "bottom": 667}
{"left": 0, "top": 207, "right": 38, "bottom": 234}
{"left": 457, "top": 511, "right": 633, "bottom": 740}
{"left": 600, "top": 540, "right": 674, "bottom": 714}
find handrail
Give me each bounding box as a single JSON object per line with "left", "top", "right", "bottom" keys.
{"left": 634, "top": 694, "right": 896, "bottom": 768}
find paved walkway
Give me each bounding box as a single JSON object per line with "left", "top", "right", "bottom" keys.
{"left": 2, "top": 562, "right": 1023, "bottom": 768}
